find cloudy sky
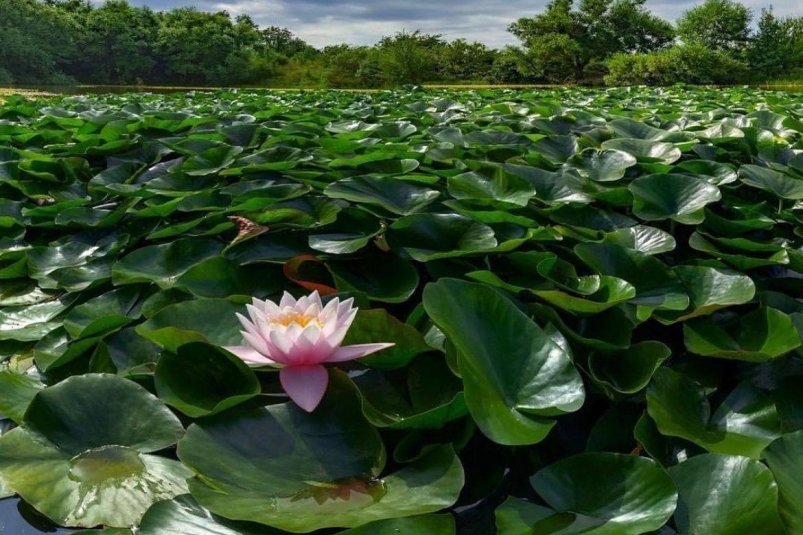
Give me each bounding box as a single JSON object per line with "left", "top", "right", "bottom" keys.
{"left": 127, "top": 0, "right": 803, "bottom": 48}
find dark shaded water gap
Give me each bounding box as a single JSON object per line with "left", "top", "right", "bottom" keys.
{"left": 0, "top": 498, "right": 78, "bottom": 534}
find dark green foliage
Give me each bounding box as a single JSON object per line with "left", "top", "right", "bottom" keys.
{"left": 0, "top": 87, "right": 802, "bottom": 533}
{"left": 509, "top": 0, "right": 674, "bottom": 83}
{"left": 747, "top": 8, "right": 803, "bottom": 80}
{"left": 0, "top": 0, "right": 79, "bottom": 84}
{"left": 605, "top": 43, "right": 749, "bottom": 85}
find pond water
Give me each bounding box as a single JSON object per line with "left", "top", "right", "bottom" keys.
{"left": 0, "top": 498, "right": 78, "bottom": 534}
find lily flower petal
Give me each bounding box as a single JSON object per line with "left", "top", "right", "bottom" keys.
{"left": 280, "top": 365, "right": 328, "bottom": 412}
{"left": 326, "top": 342, "right": 395, "bottom": 363}
{"left": 241, "top": 330, "right": 272, "bottom": 357}
{"left": 279, "top": 291, "right": 297, "bottom": 308}
{"left": 224, "top": 345, "right": 274, "bottom": 364}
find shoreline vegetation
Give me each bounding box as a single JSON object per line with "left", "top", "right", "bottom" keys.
{"left": 1, "top": 0, "right": 800, "bottom": 90}
{"left": 2, "top": 81, "right": 802, "bottom": 100}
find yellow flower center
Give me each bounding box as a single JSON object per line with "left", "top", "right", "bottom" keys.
{"left": 270, "top": 312, "right": 321, "bottom": 328}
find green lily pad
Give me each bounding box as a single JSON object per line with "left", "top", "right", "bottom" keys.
{"left": 175, "top": 257, "right": 282, "bottom": 299}
{"left": 0, "top": 297, "right": 74, "bottom": 342}
{"left": 136, "top": 298, "right": 244, "bottom": 352}
{"left": 62, "top": 286, "right": 146, "bottom": 339}
{"left": 669, "top": 454, "right": 784, "bottom": 535}
{"left": 603, "top": 225, "right": 676, "bottom": 255}
{"left": 0, "top": 374, "right": 189, "bottom": 528}
{"left": 324, "top": 176, "right": 439, "bottom": 215}
{"left": 739, "top": 164, "right": 803, "bottom": 199}
{"left": 762, "top": 431, "right": 803, "bottom": 534}
{"left": 683, "top": 307, "right": 800, "bottom": 361}
{"left": 628, "top": 174, "right": 721, "bottom": 224}
{"left": 689, "top": 232, "right": 790, "bottom": 270}
{"left": 138, "top": 495, "right": 281, "bottom": 535}
{"left": 328, "top": 255, "right": 420, "bottom": 304}
{"left": 601, "top": 138, "right": 681, "bottom": 164}
{"left": 531, "top": 135, "right": 578, "bottom": 164}
{"left": 342, "top": 308, "right": 432, "bottom": 370}
{"left": 423, "top": 279, "right": 584, "bottom": 445}
{"left": 341, "top": 515, "right": 455, "bottom": 534}
{"left": 447, "top": 169, "right": 535, "bottom": 207}
{"left": 647, "top": 368, "right": 782, "bottom": 458}
{"left": 155, "top": 342, "right": 261, "bottom": 417}
{"left": 494, "top": 497, "right": 554, "bottom": 535}
{"left": 113, "top": 238, "right": 224, "bottom": 289}
{"left": 568, "top": 148, "right": 637, "bottom": 182}
{"left": 530, "top": 453, "right": 677, "bottom": 535}
{"left": 589, "top": 341, "right": 671, "bottom": 394}
{"left": 352, "top": 355, "right": 466, "bottom": 429}
{"left": 659, "top": 266, "right": 755, "bottom": 322}
{"left": 608, "top": 118, "right": 679, "bottom": 141}
{"left": 574, "top": 242, "right": 688, "bottom": 314}
{"left": 0, "top": 371, "right": 44, "bottom": 424}
{"left": 387, "top": 214, "right": 497, "bottom": 262}
{"left": 178, "top": 372, "right": 463, "bottom": 532}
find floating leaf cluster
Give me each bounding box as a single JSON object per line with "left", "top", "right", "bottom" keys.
{"left": 0, "top": 86, "right": 802, "bottom": 534}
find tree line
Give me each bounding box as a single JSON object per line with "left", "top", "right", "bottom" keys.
{"left": 1, "top": 0, "right": 801, "bottom": 87}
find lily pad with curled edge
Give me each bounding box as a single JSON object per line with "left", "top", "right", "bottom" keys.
{"left": 0, "top": 374, "right": 189, "bottom": 528}
{"left": 530, "top": 453, "right": 677, "bottom": 535}
{"left": 628, "top": 174, "right": 721, "bottom": 224}
{"left": 669, "top": 454, "right": 784, "bottom": 535}
{"left": 683, "top": 307, "right": 801, "bottom": 362}
{"left": 423, "top": 279, "right": 584, "bottom": 446}
{"left": 568, "top": 148, "right": 637, "bottom": 182}
{"left": 177, "top": 371, "right": 463, "bottom": 533}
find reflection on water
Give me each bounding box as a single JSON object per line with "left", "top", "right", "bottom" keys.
{"left": 0, "top": 498, "right": 77, "bottom": 534}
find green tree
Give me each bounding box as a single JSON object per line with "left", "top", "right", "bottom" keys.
{"left": 509, "top": 0, "right": 673, "bottom": 82}
{"left": 72, "top": 0, "right": 158, "bottom": 84}
{"left": 261, "top": 26, "right": 317, "bottom": 58}
{"left": 152, "top": 8, "right": 268, "bottom": 85}
{"left": 676, "top": 0, "right": 752, "bottom": 53}
{"left": 489, "top": 47, "right": 536, "bottom": 84}
{"left": 319, "top": 45, "right": 383, "bottom": 88}
{"left": 376, "top": 31, "right": 444, "bottom": 84}
{"left": 0, "top": 0, "right": 79, "bottom": 84}
{"left": 438, "top": 39, "right": 497, "bottom": 81}
{"left": 747, "top": 9, "right": 803, "bottom": 79}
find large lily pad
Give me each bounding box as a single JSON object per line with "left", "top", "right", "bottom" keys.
{"left": 530, "top": 453, "right": 677, "bottom": 535}
{"left": 628, "top": 174, "right": 721, "bottom": 224}
{"left": 0, "top": 374, "right": 189, "bottom": 528}
{"left": 423, "top": 278, "right": 584, "bottom": 445}
{"left": 669, "top": 454, "right": 784, "bottom": 535}
{"left": 646, "top": 368, "right": 782, "bottom": 458}
{"left": 683, "top": 307, "right": 800, "bottom": 361}
{"left": 177, "top": 372, "right": 463, "bottom": 532}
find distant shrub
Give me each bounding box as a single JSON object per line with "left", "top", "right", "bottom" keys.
{"left": 605, "top": 44, "right": 748, "bottom": 86}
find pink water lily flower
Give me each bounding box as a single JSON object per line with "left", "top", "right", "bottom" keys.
{"left": 225, "top": 291, "right": 393, "bottom": 412}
